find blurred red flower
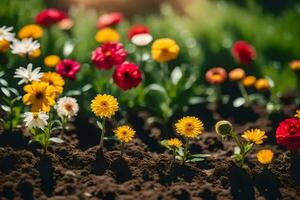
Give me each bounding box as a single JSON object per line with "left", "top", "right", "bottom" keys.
{"left": 113, "top": 62, "right": 142, "bottom": 90}
{"left": 91, "top": 42, "right": 127, "bottom": 70}
{"left": 127, "top": 25, "right": 150, "bottom": 39}
{"left": 231, "top": 41, "right": 256, "bottom": 65}
{"left": 56, "top": 59, "right": 80, "bottom": 80}
{"left": 35, "top": 8, "right": 68, "bottom": 27}
{"left": 96, "top": 12, "right": 123, "bottom": 29}
{"left": 276, "top": 118, "right": 300, "bottom": 150}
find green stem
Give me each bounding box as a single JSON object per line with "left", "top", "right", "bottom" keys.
{"left": 182, "top": 138, "right": 189, "bottom": 165}
{"left": 296, "top": 72, "right": 300, "bottom": 95}
{"left": 238, "top": 81, "right": 250, "bottom": 106}
{"left": 160, "top": 62, "right": 169, "bottom": 88}
{"left": 9, "top": 101, "right": 14, "bottom": 133}
{"left": 172, "top": 148, "right": 176, "bottom": 164}
{"left": 99, "top": 118, "right": 106, "bottom": 149}
{"left": 120, "top": 142, "right": 125, "bottom": 158}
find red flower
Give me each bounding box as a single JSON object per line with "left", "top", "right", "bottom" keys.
{"left": 231, "top": 41, "right": 256, "bottom": 65}
{"left": 113, "top": 62, "right": 142, "bottom": 90}
{"left": 96, "top": 12, "right": 123, "bottom": 29}
{"left": 56, "top": 59, "right": 80, "bottom": 80}
{"left": 35, "top": 8, "right": 68, "bottom": 27}
{"left": 276, "top": 118, "right": 300, "bottom": 150}
{"left": 127, "top": 25, "right": 150, "bottom": 39}
{"left": 91, "top": 42, "right": 127, "bottom": 70}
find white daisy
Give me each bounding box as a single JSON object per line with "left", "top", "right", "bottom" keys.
{"left": 56, "top": 97, "right": 79, "bottom": 118}
{"left": 23, "top": 112, "right": 49, "bottom": 129}
{"left": 10, "top": 38, "right": 40, "bottom": 55}
{"left": 14, "top": 63, "right": 43, "bottom": 85}
{"left": 0, "top": 26, "right": 15, "bottom": 41}
{"left": 131, "top": 33, "right": 153, "bottom": 46}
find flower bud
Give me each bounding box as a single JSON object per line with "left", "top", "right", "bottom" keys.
{"left": 215, "top": 120, "right": 233, "bottom": 137}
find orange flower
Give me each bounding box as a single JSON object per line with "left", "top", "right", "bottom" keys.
{"left": 242, "top": 76, "right": 256, "bottom": 87}
{"left": 229, "top": 68, "right": 246, "bottom": 81}
{"left": 289, "top": 60, "right": 300, "bottom": 71}
{"left": 0, "top": 39, "right": 10, "bottom": 53}
{"left": 205, "top": 67, "right": 227, "bottom": 85}
{"left": 255, "top": 79, "right": 270, "bottom": 91}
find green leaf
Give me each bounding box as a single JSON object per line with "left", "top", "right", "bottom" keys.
{"left": 176, "top": 147, "right": 185, "bottom": 156}
{"left": 170, "top": 67, "right": 183, "bottom": 85}
{"left": 96, "top": 121, "right": 103, "bottom": 131}
{"left": 1, "top": 87, "right": 10, "bottom": 97}
{"left": 187, "top": 157, "right": 205, "bottom": 163}
{"left": 1, "top": 105, "right": 10, "bottom": 112}
{"left": 233, "top": 97, "right": 245, "bottom": 108}
{"left": 189, "top": 153, "right": 211, "bottom": 158}
{"left": 49, "top": 137, "right": 64, "bottom": 143}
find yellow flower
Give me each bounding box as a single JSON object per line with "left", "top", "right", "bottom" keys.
{"left": 255, "top": 79, "right": 270, "bottom": 91}
{"left": 295, "top": 109, "right": 300, "bottom": 119}
{"left": 44, "top": 55, "right": 61, "bottom": 68}
{"left": 151, "top": 38, "right": 180, "bottom": 62}
{"left": 91, "top": 94, "right": 119, "bottom": 118}
{"left": 114, "top": 125, "right": 135, "bottom": 143}
{"left": 242, "top": 76, "right": 256, "bottom": 87}
{"left": 257, "top": 149, "right": 274, "bottom": 165}
{"left": 40, "top": 72, "right": 65, "bottom": 96}
{"left": 18, "top": 24, "right": 43, "bottom": 39}
{"left": 242, "top": 128, "right": 267, "bottom": 144}
{"left": 95, "top": 28, "right": 120, "bottom": 43}
{"left": 229, "top": 68, "right": 246, "bottom": 81}
{"left": 167, "top": 138, "right": 183, "bottom": 149}
{"left": 23, "top": 81, "right": 56, "bottom": 112}
{"left": 29, "top": 48, "right": 41, "bottom": 59}
{"left": 289, "top": 60, "right": 300, "bottom": 71}
{"left": 175, "top": 116, "right": 204, "bottom": 138}
{"left": 0, "top": 39, "right": 10, "bottom": 53}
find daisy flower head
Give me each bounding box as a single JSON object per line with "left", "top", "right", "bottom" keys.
{"left": 95, "top": 28, "right": 120, "bottom": 43}
{"left": 151, "top": 38, "right": 180, "bottom": 63}
{"left": 0, "top": 26, "right": 15, "bottom": 42}
{"left": 257, "top": 149, "right": 274, "bottom": 165}
{"left": 91, "top": 94, "right": 119, "bottom": 118}
{"left": 167, "top": 138, "right": 183, "bottom": 149}
{"left": 18, "top": 24, "right": 43, "bottom": 39}
{"left": 295, "top": 109, "right": 300, "bottom": 119}
{"left": 23, "top": 81, "right": 56, "bottom": 112}
{"left": 10, "top": 38, "right": 40, "bottom": 56}
{"left": 131, "top": 33, "right": 153, "bottom": 46}
{"left": 96, "top": 12, "right": 123, "bottom": 29}
{"left": 56, "top": 59, "right": 81, "bottom": 80}
{"left": 114, "top": 125, "right": 136, "bottom": 143}
{"left": 14, "top": 63, "right": 43, "bottom": 85}
{"left": 175, "top": 116, "right": 204, "bottom": 138}
{"left": 23, "top": 111, "right": 49, "bottom": 129}
{"left": 242, "top": 128, "right": 267, "bottom": 144}
{"left": 44, "top": 55, "right": 61, "bottom": 68}
{"left": 56, "top": 97, "right": 79, "bottom": 118}
{"left": 40, "top": 72, "right": 65, "bottom": 96}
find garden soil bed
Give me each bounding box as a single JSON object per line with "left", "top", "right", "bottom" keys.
{"left": 0, "top": 104, "right": 300, "bottom": 200}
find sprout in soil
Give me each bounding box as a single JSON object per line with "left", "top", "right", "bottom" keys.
{"left": 215, "top": 120, "right": 267, "bottom": 166}
{"left": 114, "top": 125, "right": 136, "bottom": 157}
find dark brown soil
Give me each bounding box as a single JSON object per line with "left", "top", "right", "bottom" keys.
{"left": 0, "top": 104, "right": 300, "bottom": 200}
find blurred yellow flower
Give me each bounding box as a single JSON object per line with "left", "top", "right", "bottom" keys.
{"left": 44, "top": 55, "right": 61, "bottom": 68}
{"left": 242, "top": 128, "right": 267, "bottom": 144}
{"left": 257, "top": 149, "right": 274, "bottom": 165}
{"left": 114, "top": 125, "right": 135, "bottom": 143}
{"left": 255, "top": 79, "right": 270, "bottom": 91}
{"left": 229, "top": 68, "right": 246, "bottom": 81}
{"left": 167, "top": 138, "right": 182, "bottom": 149}
{"left": 295, "top": 109, "right": 300, "bottom": 119}
{"left": 95, "top": 28, "right": 120, "bottom": 43}
{"left": 151, "top": 38, "right": 180, "bottom": 62}
{"left": 0, "top": 39, "right": 10, "bottom": 53}
{"left": 91, "top": 94, "right": 119, "bottom": 118}
{"left": 289, "top": 60, "right": 300, "bottom": 71}
{"left": 175, "top": 116, "right": 204, "bottom": 138}
{"left": 23, "top": 81, "right": 56, "bottom": 112}
{"left": 29, "top": 48, "right": 41, "bottom": 59}
{"left": 18, "top": 24, "right": 43, "bottom": 39}
{"left": 40, "top": 72, "right": 65, "bottom": 96}
{"left": 242, "top": 76, "right": 256, "bottom": 87}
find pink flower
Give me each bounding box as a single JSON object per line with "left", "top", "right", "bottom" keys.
{"left": 91, "top": 42, "right": 127, "bottom": 70}
{"left": 35, "top": 8, "right": 68, "bottom": 27}
{"left": 113, "top": 62, "right": 142, "bottom": 90}
{"left": 127, "top": 25, "right": 150, "bottom": 39}
{"left": 56, "top": 59, "right": 80, "bottom": 80}
{"left": 96, "top": 12, "right": 123, "bottom": 29}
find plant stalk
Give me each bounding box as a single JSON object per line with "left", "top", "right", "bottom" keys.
{"left": 99, "top": 118, "right": 106, "bottom": 149}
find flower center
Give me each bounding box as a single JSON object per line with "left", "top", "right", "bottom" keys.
{"left": 35, "top": 92, "right": 44, "bottom": 100}
{"left": 33, "top": 112, "right": 39, "bottom": 119}
{"left": 185, "top": 122, "right": 194, "bottom": 131}
{"left": 100, "top": 101, "right": 108, "bottom": 108}
{"left": 64, "top": 103, "right": 73, "bottom": 111}
{"left": 122, "top": 131, "right": 127, "bottom": 135}
{"left": 105, "top": 51, "right": 111, "bottom": 57}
